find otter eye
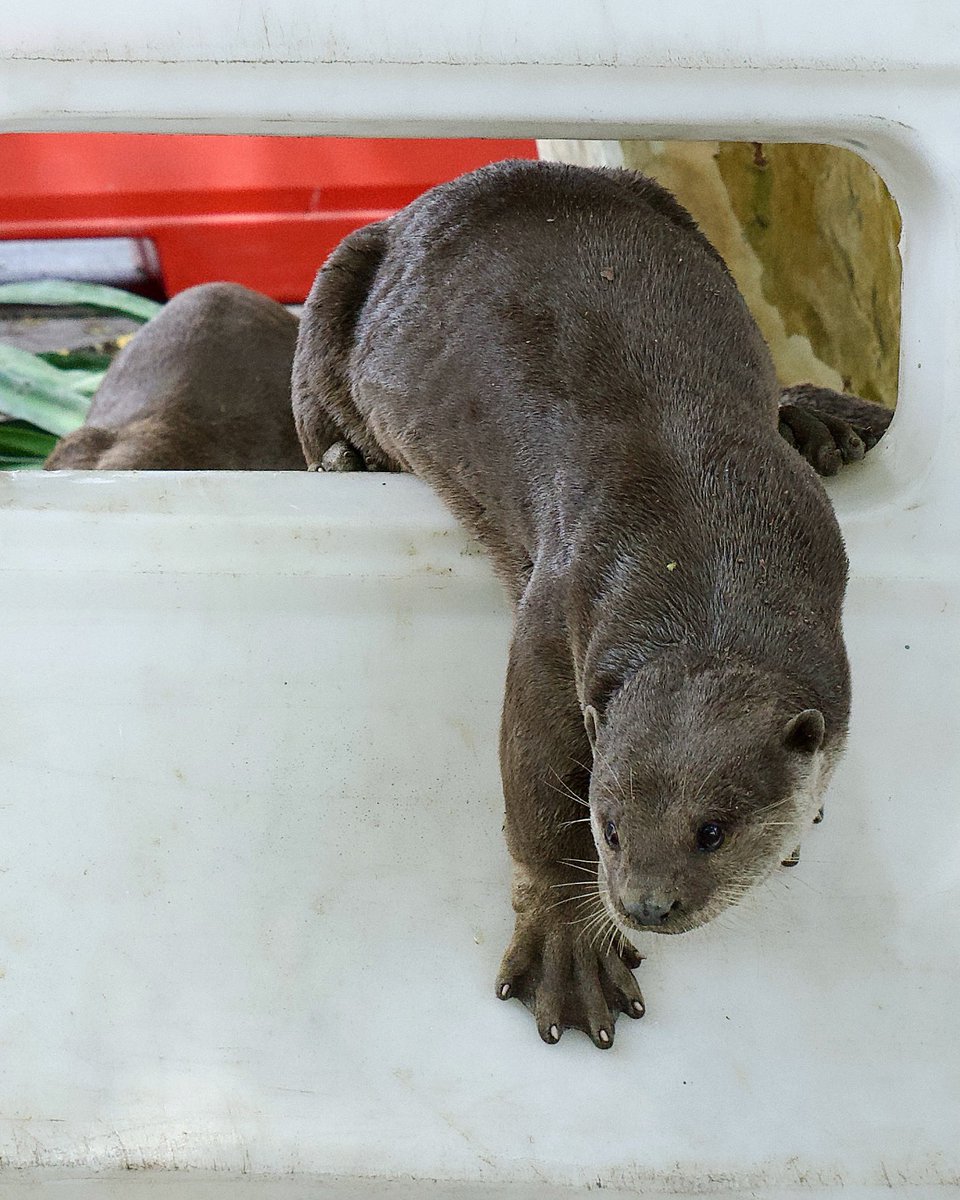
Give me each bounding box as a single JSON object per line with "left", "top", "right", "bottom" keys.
{"left": 696, "top": 821, "right": 725, "bottom": 853}
{"left": 604, "top": 820, "right": 620, "bottom": 849}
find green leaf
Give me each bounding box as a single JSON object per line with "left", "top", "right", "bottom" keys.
{"left": 51, "top": 367, "right": 108, "bottom": 397}
{"left": 0, "top": 343, "right": 92, "bottom": 436}
{"left": 0, "top": 456, "right": 47, "bottom": 470}
{"left": 0, "top": 419, "right": 59, "bottom": 459}
{"left": 0, "top": 280, "right": 162, "bottom": 323}
{"left": 38, "top": 349, "right": 115, "bottom": 373}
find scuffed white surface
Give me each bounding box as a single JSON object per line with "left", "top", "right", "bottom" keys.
{"left": 2, "top": 1, "right": 960, "bottom": 69}
{"left": 0, "top": 472, "right": 957, "bottom": 1194}
{"left": 0, "top": 1181, "right": 952, "bottom": 1200}
{"left": 1, "top": 1178, "right": 950, "bottom": 1199}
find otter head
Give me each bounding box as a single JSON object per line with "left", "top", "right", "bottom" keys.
{"left": 583, "top": 658, "right": 839, "bottom": 935}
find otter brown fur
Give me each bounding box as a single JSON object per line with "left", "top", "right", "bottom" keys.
{"left": 293, "top": 159, "right": 853, "bottom": 1049}
{"left": 44, "top": 283, "right": 309, "bottom": 471}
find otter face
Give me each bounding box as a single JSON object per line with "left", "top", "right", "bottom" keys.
{"left": 582, "top": 667, "right": 836, "bottom": 936}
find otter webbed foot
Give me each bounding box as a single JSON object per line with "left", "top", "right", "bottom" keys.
{"left": 778, "top": 384, "right": 893, "bottom": 477}
{"left": 496, "top": 906, "right": 644, "bottom": 1049}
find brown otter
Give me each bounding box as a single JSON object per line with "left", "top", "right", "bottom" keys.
{"left": 44, "top": 282, "right": 309, "bottom": 470}
{"left": 293, "top": 159, "right": 859, "bottom": 1050}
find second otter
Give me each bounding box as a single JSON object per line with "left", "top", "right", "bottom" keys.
{"left": 45, "top": 283, "right": 306, "bottom": 471}
{"left": 294, "top": 160, "right": 853, "bottom": 1050}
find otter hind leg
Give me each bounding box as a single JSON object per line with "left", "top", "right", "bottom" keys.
{"left": 778, "top": 384, "right": 893, "bottom": 476}
{"left": 293, "top": 221, "right": 400, "bottom": 474}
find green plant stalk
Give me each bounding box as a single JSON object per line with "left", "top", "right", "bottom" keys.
{"left": 0, "top": 344, "right": 92, "bottom": 436}
{"left": 0, "top": 280, "right": 162, "bottom": 322}
{"left": 0, "top": 420, "right": 59, "bottom": 458}
{"left": 0, "top": 455, "right": 46, "bottom": 471}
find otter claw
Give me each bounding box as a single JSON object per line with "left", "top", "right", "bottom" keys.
{"left": 781, "top": 846, "right": 802, "bottom": 867}
{"left": 497, "top": 910, "right": 644, "bottom": 1049}
{"left": 814, "top": 806, "right": 825, "bottom": 824}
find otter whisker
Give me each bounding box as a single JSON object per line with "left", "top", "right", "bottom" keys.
{"left": 571, "top": 900, "right": 611, "bottom": 941}
{"left": 591, "top": 744, "right": 628, "bottom": 802}
{"left": 567, "top": 901, "right": 607, "bottom": 928}
{"left": 571, "top": 915, "right": 608, "bottom": 948}
{"left": 602, "top": 916, "right": 621, "bottom": 960}
{"left": 545, "top": 772, "right": 590, "bottom": 809}
{"left": 545, "top": 891, "right": 600, "bottom": 915}
{"left": 781, "top": 873, "right": 823, "bottom": 897}
{"left": 592, "top": 914, "right": 619, "bottom": 956}
{"left": 582, "top": 894, "right": 617, "bottom": 949}
{"left": 556, "top": 816, "right": 592, "bottom": 830}
{"left": 593, "top": 785, "right": 622, "bottom": 807}
{"left": 716, "top": 872, "right": 768, "bottom": 908}
{"left": 583, "top": 913, "right": 607, "bottom": 949}
{"left": 713, "top": 874, "right": 764, "bottom": 910}
{"left": 559, "top": 862, "right": 600, "bottom": 879}
{"left": 597, "top": 922, "right": 612, "bottom": 958}
{"left": 548, "top": 893, "right": 601, "bottom": 907}
{"left": 718, "top": 874, "right": 763, "bottom": 896}
{"left": 752, "top": 795, "right": 796, "bottom": 816}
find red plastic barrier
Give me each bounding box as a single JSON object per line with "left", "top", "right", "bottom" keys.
{"left": 0, "top": 134, "right": 539, "bottom": 302}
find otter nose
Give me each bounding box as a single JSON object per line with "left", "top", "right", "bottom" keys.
{"left": 623, "top": 897, "right": 681, "bottom": 926}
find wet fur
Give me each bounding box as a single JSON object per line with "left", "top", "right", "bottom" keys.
{"left": 293, "top": 160, "right": 853, "bottom": 1048}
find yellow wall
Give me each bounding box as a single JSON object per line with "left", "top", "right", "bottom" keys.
{"left": 540, "top": 140, "right": 902, "bottom": 407}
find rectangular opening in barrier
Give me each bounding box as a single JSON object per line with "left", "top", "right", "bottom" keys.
{"left": 0, "top": 134, "right": 900, "bottom": 474}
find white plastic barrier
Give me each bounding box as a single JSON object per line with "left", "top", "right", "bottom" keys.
{"left": 2, "top": 3, "right": 959, "bottom": 1197}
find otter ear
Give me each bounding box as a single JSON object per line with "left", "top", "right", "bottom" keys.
{"left": 783, "top": 708, "right": 825, "bottom": 755}
{"left": 583, "top": 705, "right": 599, "bottom": 752}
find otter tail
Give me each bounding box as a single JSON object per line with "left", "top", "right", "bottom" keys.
{"left": 292, "top": 220, "right": 400, "bottom": 472}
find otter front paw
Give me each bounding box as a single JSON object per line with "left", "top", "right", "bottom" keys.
{"left": 496, "top": 912, "right": 644, "bottom": 1049}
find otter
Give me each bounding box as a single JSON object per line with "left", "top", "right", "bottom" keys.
{"left": 293, "top": 159, "right": 862, "bottom": 1049}
{"left": 44, "top": 282, "right": 309, "bottom": 470}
